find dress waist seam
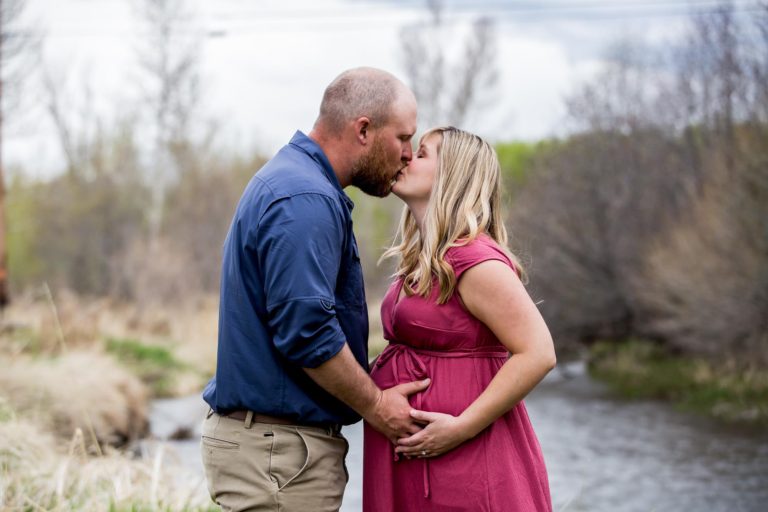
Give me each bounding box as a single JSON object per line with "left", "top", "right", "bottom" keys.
{"left": 387, "top": 343, "right": 508, "bottom": 359}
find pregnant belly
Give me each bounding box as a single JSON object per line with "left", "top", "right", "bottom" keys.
{"left": 371, "top": 347, "right": 505, "bottom": 417}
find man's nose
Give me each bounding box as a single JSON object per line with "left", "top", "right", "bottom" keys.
{"left": 402, "top": 143, "right": 413, "bottom": 163}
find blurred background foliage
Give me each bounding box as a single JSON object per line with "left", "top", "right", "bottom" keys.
{"left": 3, "top": 1, "right": 767, "bottom": 370}
{"left": 5, "top": 2, "right": 765, "bottom": 509}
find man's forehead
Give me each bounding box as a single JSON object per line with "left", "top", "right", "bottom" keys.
{"left": 390, "top": 103, "right": 417, "bottom": 130}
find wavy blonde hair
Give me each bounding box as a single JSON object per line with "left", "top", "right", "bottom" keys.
{"left": 382, "top": 126, "right": 526, "bottom": 304}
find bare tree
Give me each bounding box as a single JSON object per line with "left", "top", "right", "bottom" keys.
{"left": 0, "top": 0, "right": 39, "bottom": 308}
{"left": 42, "top": 70, "right": 102, "bottom": 176}
{"left": 133, "top": 0, "right": 202, "bottom": 240}
{"left": 510, "top": 2, "right": 768, "bottom": 365}
{"left": 399, "top": 0, "right": 498, "bottom": 128}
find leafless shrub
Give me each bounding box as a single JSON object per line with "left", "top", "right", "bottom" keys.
{"left": 0, "top": 350, "right": 149, "bottom": 447}
{"left": 399, "top": 0, "right": 498, "bottom": 128}
{"left": 634, "top": 131, "right": 768, "bottom": 363}
{"left": 510, "top": 3, "right": 768, "bottom": 363}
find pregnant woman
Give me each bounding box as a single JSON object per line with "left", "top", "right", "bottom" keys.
{"left": 363, "top": 126, "right": 556, "bottom": 512}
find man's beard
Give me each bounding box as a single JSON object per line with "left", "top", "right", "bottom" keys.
{"left": 350, "top": 136, "right": 401, "bottom": 198}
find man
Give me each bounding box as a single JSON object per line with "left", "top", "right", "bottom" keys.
{"left": 201, "top": 67, "right": 428, "bottom": 512}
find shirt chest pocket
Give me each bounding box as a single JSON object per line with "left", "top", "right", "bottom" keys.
{"left": 336, "top": 238, "right": 365, "bottom": 308}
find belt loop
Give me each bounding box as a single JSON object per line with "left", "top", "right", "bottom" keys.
{"left": 244, "top": 410, "right": 254, "bottom": 429}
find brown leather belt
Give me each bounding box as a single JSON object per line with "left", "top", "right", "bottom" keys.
{"left": 221, "top": 410, "right": 342, "bottom": 434}
{"left": 223, "top": 410, "right": 297, "bottom": 425}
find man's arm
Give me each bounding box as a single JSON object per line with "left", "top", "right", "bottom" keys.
{"left": 304, "top": 344, "right": 429, "bottom": 443}
{"left": 256, "top": 195, "right": 427, "bottom": 442}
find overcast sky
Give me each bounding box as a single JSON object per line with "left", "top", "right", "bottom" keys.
{"left": 5, "top": 0, "right": 727, "bottom": 177}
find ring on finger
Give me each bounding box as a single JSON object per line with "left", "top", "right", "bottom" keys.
{"left": 421, "top": 450, "right": 427, "bottom": 457}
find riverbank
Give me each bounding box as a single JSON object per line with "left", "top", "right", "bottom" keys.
{"left": 0, "top": 292, "right": 218, "bottom": 510}
{"left": 588, "top": 340, "right": 768, "bottom": 425}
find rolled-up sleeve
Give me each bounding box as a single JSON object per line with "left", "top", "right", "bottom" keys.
{"left": 255, "top": 193, "right": 347, "bottom": 368}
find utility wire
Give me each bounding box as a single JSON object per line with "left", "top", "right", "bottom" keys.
{"left": 14, "top": 1, "right": 764, "bottom": 38}
{"left": 208, "top": 0, "right": 759, "bottom": 20}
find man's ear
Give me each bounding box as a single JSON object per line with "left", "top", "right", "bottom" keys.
{"left": 354, "top": 117, "right": 372, "bottom": 145}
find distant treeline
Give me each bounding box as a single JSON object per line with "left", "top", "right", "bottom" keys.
{"left": 507, "top": 5, "right": 768, "bottom": 364}
{"left": 6, "top": 4, "right": 766, "bottom": 364}
{"left": 7, "top": 147, "right": 264, "bottom": 305}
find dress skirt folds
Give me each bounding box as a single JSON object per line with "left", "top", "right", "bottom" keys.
{"left": 362, "top": 235, "right": 552, "bottom": 512}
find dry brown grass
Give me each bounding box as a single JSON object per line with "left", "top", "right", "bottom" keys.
{"left": 0, "top": 292, "right": 220, "bottom": 510}
{"left": 0, "top": 290, "right": 219, "bottom": 449}
{"left": 0, "top": 419, "right": 211, "bottom": 511}
{"left": 2, "top": 289, "right": 219, "bottom": 389}
{"left": 0, "top": 350, "right": 149, "bottom": 448}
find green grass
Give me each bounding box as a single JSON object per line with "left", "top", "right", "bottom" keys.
{"left": 588, "top": 339, "right": 768, "bottom": 425}
{"left": 105, "top": 337, "right": 187, "bottom": 397}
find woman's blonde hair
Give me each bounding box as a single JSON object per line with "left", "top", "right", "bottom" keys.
{"left": 381, "top": 126, "right": 525, "bottom": 304}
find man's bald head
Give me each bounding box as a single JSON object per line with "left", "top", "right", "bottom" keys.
{"left": 315, "top": 67, "right": 413, "bottom": 134}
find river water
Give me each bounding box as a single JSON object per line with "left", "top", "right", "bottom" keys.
{"left": 149, "top": 362, "right": 768, "bottom": 511}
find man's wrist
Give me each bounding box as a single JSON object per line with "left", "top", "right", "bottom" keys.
{"left": 362, "top": 386, "right": 384, "bottom": 421}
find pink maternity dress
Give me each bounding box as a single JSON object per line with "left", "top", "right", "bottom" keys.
{"left": 362, "top": 234, "right": 552, "bottom": 512}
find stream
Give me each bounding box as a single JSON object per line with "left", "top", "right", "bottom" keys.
{"left": 148, "top": 362, "right": 768, "bottom": 511}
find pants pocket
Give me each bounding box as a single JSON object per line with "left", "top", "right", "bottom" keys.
{"left": 202, "top": 436, "right": 240, "bottom": 450}
{"left": 200, "top": 413, "right": 245, "bottom": 505}
{"left": 269, "top": 427, "right": 311, "bottom": 490}
{"left": 338, "top": 434, "right": 350, "bottom": 484}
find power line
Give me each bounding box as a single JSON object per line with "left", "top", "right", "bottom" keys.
{"left": 16, "top": 1, "right": 764, "bottom": 38}
{"left": 208, "top": 0, "right": 760, "bottom": 20}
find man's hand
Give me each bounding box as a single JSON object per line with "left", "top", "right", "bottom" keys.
{"left": 304, "top": 345, "right": 430, "bottom": 444}
{"left": 364, "top": 379, "right": 431, "bottom": 443}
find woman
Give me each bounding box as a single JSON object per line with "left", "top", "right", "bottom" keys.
{"left": 363, "top": 127, "right": 556, "bottom": 512}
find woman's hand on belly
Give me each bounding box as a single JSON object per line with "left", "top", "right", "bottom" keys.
{"left": 394, "top": 410, "right": 472, "bottom": 458}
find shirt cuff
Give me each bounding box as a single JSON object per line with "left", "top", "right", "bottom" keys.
{"left": 268, "top": 297, "right": 348, "bottom": 368}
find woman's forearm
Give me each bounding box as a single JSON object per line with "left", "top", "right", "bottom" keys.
{"left": 456, "top": 349, "right": 556, "bottom": 440}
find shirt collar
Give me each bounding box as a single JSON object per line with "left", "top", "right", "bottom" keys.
{"left": 289, "top": 130, "right": 354, "bottom": 210}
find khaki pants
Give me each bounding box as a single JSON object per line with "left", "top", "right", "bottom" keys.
{"left": 201, "top": 411, "right": 349, "bottom": 512}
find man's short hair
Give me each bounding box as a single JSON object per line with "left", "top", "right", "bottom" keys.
{"left": 318, "top": 67, "right": 402, "bottom": 133}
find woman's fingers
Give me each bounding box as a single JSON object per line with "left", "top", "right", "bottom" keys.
{"left": 410, "top": 409, "right": 441, "bottom": 423}
{"left": 397, "top": 429, "right": 426, "bottom": 447}
{"left": 395, "top": 411, "right": 460, "bottom": 457}
{"left": 396, "top": 444, "right": 442, "bottom": 457}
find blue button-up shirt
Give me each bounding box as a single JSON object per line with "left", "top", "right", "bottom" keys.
{"left": 202, "top": 131, "right": 369, "bottom": 425}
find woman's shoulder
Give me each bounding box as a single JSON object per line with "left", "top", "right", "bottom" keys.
{"left": 445, "top": 233, "right": 515, "bottom": 279}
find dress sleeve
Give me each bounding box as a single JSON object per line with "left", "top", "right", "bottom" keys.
{"left": 445, "top": 235, "right": 518, "bottom": 281}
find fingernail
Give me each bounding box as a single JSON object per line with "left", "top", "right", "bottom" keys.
{"left": 423, "top": 378, "right": 430, "bottom": 384}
